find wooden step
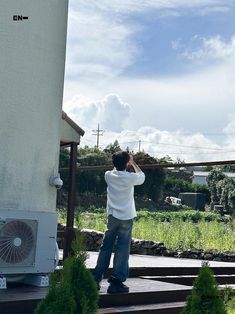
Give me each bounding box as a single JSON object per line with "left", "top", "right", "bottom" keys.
{"left": 98, "top": 278, "right": 191, "bottom": 308}
{"left": 101, "top": 266, "right": 235, "bottom": 279}
{"left": 141, "top": 274, "right": 235, "bottom": 286}
{"left": 98, "top": 301, "right": 186, "bottom": 314}
{"left": 86, "top": 251, "right": 235, "bottom": 277}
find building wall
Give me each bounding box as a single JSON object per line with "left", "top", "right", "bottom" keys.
{"left": 0, "top": 1, "right": 68, "bottom": 212}
{"left": 192, "top": 176, "right": 208, "bottom": 185}
{"left": 193, "top": 171, "right": 235, "bottom": 185}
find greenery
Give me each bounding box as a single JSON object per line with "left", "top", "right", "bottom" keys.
{"left": 59, "top": 143, "right": 235, "bottom": 214}
{"left": 181, "top": 262, "right": 226, "bottom": 314}
{"left": 67, "top": 210, "right": 235, "bottom": 252}
{"left": 35, "top": 227, "right": 98, "bottom": 314}
{"left": 227, "top": 297, "right": 235, "bottom": 314}
{"left": 131, "top": 152, "right": 166, "bottom": 202}
{"left": 135, "top": 210, "right": 231, "bottom": 223}
{"left": 59, "top": 144, "right": 166, "bottom": 203}
{"left": 164, "top": 177, "right": 210, "bottom": 202}
{"left": 207, "top": 168, "right": 235, "bottom": 213}
{"left": 223, "top": 286, "right": 235, "bottom": 314}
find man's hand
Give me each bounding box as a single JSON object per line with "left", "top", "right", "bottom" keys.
{"left": 128, "top": 156, "right": 142, "bottom": 173}
{"left": 128, "top": 155, "right": 134, "bottom": 165}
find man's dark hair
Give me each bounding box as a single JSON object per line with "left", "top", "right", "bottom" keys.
{"left": 112, "top": 151, "right": 130, "bottom": 171}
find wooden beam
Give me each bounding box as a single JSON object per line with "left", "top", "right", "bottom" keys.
{"left": 63, "top": 142, "right": 77, "bottom": 259}
{"left": 75, "top": 159, "right": 235, "bottom": 171}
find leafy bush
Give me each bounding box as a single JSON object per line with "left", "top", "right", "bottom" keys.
{"left": 181, "top": 262, "right": 226, "bottom": 314}
{"left": 135, "top": 210, "right": 231, "bottom": 223}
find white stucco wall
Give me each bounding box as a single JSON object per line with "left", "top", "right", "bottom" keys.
{"left": 0, "top": 1, "right": 68, "bottom": 212}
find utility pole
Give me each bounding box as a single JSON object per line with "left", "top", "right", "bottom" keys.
{"left": 92, "top": 124, "right": 104, "bottom": 148}
{"left": 138, "top": 140, "right": 141, "bottom": 152}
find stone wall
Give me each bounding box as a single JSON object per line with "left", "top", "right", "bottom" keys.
{"left": 57, "top": 224, "right": 235, "bottom": 263}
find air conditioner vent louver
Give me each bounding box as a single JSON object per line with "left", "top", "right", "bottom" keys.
{"left": 0, "top": 219, "right": 37, "bottom": 266}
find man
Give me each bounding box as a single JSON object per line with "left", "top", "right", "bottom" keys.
{"left": 93, "top": 151, "right": 145, "bottom": 293}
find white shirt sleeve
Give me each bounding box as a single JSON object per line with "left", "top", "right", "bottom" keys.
{"left": 129, "top": 171, "right": 145, "bottom": 185}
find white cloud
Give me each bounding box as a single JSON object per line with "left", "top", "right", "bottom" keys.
{"left": 71, "top": 1, "right": 234, "bottom": 15}
{"left": 198, "top": 6, "right": 230, "bottom": 16}
{"left": 65, "top": 2, "right": 139, "bottom": 81}
{"left": 181, "top": 35, "right": 235, "bottom": 63}
{"left": 172, "top": 38, "right": 183, "bottom": 50}
{"left": 63, "top": 0, "right": 235, "bottom": 163}
{"left": 223, "top": 119, "right": 235, "bottom": 145}
{"left": 66, "top": 0, "right": 234, "bottom": 81}
{"left": 64, "top": 94, "right": 130, "bottom": 132}
{"left": 224, "top": 119, "right": 235, "bottom": 133}
{"left": 63, "top": 88, "right": 235, "bottom": 162}
{"left": 77, "top": 122, "right": 235, "bottom": 162}
{"left": 64, "top": 54, "right": 235, "bottom": 134}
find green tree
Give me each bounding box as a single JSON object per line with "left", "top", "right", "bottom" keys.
{"left": 59, "top": 147, "right": 70, "bottom": 168}
{"left": 207, "top": 168, "right": 226, "bottom": 203}
{"left": 181, "top": 263, "right": 226, "bottom": 314}
{"left": 219, "top": 164, "right": 235, "bottom": 173}
{"left": 76, "top": 147, "right": 110, "bottom": 194}
{"left": 207, "top": 168, "right": 235, "bottom": 213}
{"left": 133, "top": 152, "right": 166, "bottom": 202}
{"left": 104, "top": 140, "right": 121, "bottom": 154}
{"left": 216, "top": 177, "right": 235, "bottom": 214}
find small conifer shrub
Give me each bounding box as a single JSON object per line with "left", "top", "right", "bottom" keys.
{"left": 35, "top": 228, "right": 99, "bottom": 314}
{"left": 181, "top": 262, "right": 227, "bottom": 314}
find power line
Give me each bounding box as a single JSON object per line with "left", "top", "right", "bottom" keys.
{"left": 111, "top": 139, "right": 235, "bottom": 152}
{"left": 80, "top": 137, "right": 235, "bottom": 154}
{"left": 176, "top": 132, "right": 235, "bottom": 136}
{"left": 155, "top": 151, "right": 235, "bottom": 155}
{"left": 155, "top": 142, "right": 228, "bottom": 151}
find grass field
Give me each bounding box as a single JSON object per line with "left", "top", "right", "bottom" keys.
{"left": 64, "top": 209, "right": 235, "bottom": 252}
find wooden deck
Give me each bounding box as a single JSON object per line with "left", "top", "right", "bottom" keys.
{"left": 0, "top": 283, "right": 48, "bottom": 314}
{"left": 1, "top": 252, "right": 235, "bottom": 314}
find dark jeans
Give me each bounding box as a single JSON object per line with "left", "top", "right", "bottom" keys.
{"left": 93, "top": 215, "right": 133, "bottom": 283}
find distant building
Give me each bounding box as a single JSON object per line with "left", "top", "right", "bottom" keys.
{"left": 193, "top": 171, "right": 235, "bottom": 185}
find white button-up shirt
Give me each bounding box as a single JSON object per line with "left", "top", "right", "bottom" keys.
{"left": 105, "top": 169, "right": 145, "bottom": 220}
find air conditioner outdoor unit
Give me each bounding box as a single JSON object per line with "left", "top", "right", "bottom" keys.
{"left": 0, "top": 209, "right": 57, "bottom": 278}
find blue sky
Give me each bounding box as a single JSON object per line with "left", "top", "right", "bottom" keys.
{"left": 63, "top": 0, "right": 235, "bottom": 162}
{"left": 125, "top": 8, "right": 235, "bottom": 77}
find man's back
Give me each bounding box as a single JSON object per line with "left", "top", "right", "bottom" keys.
{"left": 105, "top": 169, "right": 145, "bottom": 220}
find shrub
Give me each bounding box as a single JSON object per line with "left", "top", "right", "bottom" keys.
{"left": 181, "top": 262, "right": 226, "bottom": 314}
{"left": 61, "top": 256, "right": 98, "bottom": 314}
{"left": 34, "top": 276, "right": 76, "bottom": 314}
{"left": 35, "top": 229, "right": 99, "bottom": 314}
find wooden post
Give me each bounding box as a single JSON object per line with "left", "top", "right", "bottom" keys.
{"left": 63, "top": 142, "right": 77, "bottom": 259}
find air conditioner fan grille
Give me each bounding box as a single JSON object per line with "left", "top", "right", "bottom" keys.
{"left": 0, "top": 220, "right": 34, "bottom": 264}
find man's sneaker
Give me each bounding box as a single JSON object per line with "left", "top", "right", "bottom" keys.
{"left": 107, "top": 276, "right": 129, "bottom": 294}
